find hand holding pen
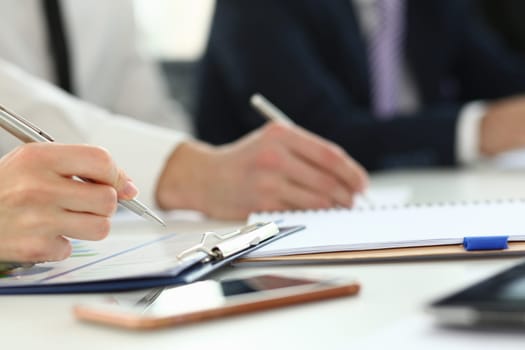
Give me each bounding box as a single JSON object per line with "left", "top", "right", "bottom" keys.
{"left": 0, "top": 143, "right": 141, "bottom": 262}
{"left": 0, "top": 105, "right": 165, "bottom": 264}
{"left": 0, "top": 104, "right": 164, "bottom": 226}
{"left": 250, "top": 93, "right": 371, "bottom": 207}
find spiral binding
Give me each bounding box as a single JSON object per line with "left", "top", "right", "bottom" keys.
{"left": 252, "top": 198, "right": 525, "bottom": 216}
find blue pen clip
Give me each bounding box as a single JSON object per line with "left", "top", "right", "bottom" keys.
{"left": 463, "top": 236, "right": 509, "bottom": 251}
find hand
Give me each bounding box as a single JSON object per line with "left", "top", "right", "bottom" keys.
{"left": 156, "top": 122, "right": 368, "bottom": 219}
{"left": 0, "top": 143, "right": 137, "bottom": 262}
{"left": 480, "top": 95, "right": 525, "bottom": 156}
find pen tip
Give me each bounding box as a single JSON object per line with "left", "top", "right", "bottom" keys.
{"left": 146, "top": 211, "right": 166, "bottom": 227}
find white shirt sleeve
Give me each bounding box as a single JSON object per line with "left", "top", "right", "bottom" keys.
{"left": 60, "top": 0, "right": 194, "bottom": 135}
{"left": 0, "top": 58, "right": 187, "bottom": 208}
{"left": 456, "top": 101, "right": 487, "bottom": 165}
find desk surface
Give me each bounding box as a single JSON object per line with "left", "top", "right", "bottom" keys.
{"left": 3, "top": 168, "right": 525, "bottom": 350}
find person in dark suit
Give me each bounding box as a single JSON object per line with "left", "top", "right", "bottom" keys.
{"left": 196, "top": 0, "right": 525, "bottom": 171}
{"left": 477, "top": 0, "right": 525, "bottom": 58}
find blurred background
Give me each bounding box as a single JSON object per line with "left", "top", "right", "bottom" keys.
{"left": 132, "top": 0, "right": 525, "bottom": 121}
{"left": 133, "top": 0, "right": 215, "bottom": 114}
{"left": 131, "top": 0, "right": 525, "bottom": 171}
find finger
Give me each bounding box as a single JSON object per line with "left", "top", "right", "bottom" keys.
{"left": 249, "top": 173, "right": 310, "bottom": 213}
{"left": 41, "top": 144, "right": 121, "bottom": 186}
{"left": 56, "top": 178, "right": 118, "bottom": 216}
{"left": 279, "top": 148, "right": 353, "bottom": 206}
{"left": 278, "top": 125, "right": 369, "bottom": 192}
{"left": 114, "top": 168, "right": 138, "bottom": 200}
{"left": 57, "top": 211, "right": 112, "bottom": 241}
{"left": 39, "top": 144, "right": 138, "bottom": 200}
{"left": 293, "top": 130, "right": 368, "bottom": 191}
{"left": 5, "top": 235, "right": 72, "bottom": 263}
{"left": 278, "top": 180, "right": 335, "bottom": 211}
{"left": 251, "top": 198, "right": 290, "bottom": 215}
{"left": 38, "top": 235, "right": 73, "bottom": 262}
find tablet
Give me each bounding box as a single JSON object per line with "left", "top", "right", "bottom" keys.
{"left": 430, "top": 261, "right": 525, "bottom": 327}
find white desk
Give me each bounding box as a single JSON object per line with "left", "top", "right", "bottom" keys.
{"left": 2, "top": 168, "right": 525, "bottom": 350}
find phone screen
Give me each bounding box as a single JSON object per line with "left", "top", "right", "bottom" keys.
{"left": 115, "top": 275, "right": 322, "bottom": 317}
{"left": 74, "top": 274, "right": 359, "bottom": 328}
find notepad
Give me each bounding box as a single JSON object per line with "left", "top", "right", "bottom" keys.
{"left": 246, "top": 199, "right": 525, "bottom": 259}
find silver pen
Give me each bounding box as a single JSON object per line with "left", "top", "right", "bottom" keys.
{"left": 0, "top": 104, "right": 166, "bottom": 226}
{"left": 250, "top": 93, "right": 294, "bottom": 125}
{"left": 250, "top": 93, "right": 373, "bottom": 206}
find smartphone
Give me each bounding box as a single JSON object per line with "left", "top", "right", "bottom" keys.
{"left": 74, "top": 274, "right": 359, "bottom": 329}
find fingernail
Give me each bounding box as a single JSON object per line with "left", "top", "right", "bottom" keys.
{"left": 122, "top": 180, "right": 138, "bottom": 198}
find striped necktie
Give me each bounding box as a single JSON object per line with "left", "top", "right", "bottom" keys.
{"left": 41, "top": 0, "right": 75, "bottom": 94}
{"left": 368, "top": 0, "right": 405, "bottom": 119}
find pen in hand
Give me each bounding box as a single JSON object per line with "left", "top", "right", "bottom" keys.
{"left": 249, "top": 93, "right": 372, "bottom": 206}
{"left": 250, "top": 93, "right": 294, "bottom": 125}
{"left": 0, "top": 104, "right": 166, "bottom": 226}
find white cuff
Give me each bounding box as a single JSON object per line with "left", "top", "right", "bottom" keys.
{"left": 456, "top": 101, "right": 486, "bottom": 165}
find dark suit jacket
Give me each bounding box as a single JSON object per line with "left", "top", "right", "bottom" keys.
{"left": 195, "top": 0, "right": 525, "bottom": 170}
{"left": 478, "top": 0, "right": 525, "bottom": 57}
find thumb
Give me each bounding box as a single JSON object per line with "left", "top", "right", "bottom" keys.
{"left": 114, "top": 169, "right": 139, "bottom": 200}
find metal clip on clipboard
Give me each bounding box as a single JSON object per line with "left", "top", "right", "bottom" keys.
{"left": 177, "top": 222, "right": 279, "bottom": 263}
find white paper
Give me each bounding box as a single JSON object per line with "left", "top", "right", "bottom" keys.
{"left": 0, "top": 232, "right": 206, "bottom": 287}
{"left": 247, "top": 199, "right": 525, "bottom": 257}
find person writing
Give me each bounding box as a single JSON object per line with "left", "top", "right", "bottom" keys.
{"left": 0, "top": 117, "right": 365, "bottom": 262}
{"left": 0, "top": 2, "right": 368, "bottom": 219}
{"left": 197, "top": 0, "right": 525, "bottom": 170}
{"left": 0, "top": 143, "right": 137, "bottom": 262}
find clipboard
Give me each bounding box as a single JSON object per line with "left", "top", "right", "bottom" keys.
{"left": 0, "top": 223, "right": 303, "bottom": 294}
{"left": 238, "top": 239, "right": 525, "bottom": 265}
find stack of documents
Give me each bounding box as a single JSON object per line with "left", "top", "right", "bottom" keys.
{"left": 245, "top": 199, "right": 525, "bottom": 261}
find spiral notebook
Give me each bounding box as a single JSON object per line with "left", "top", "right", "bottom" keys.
{"left": 242, "top": 199, "right": 525, "bottom": 264}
